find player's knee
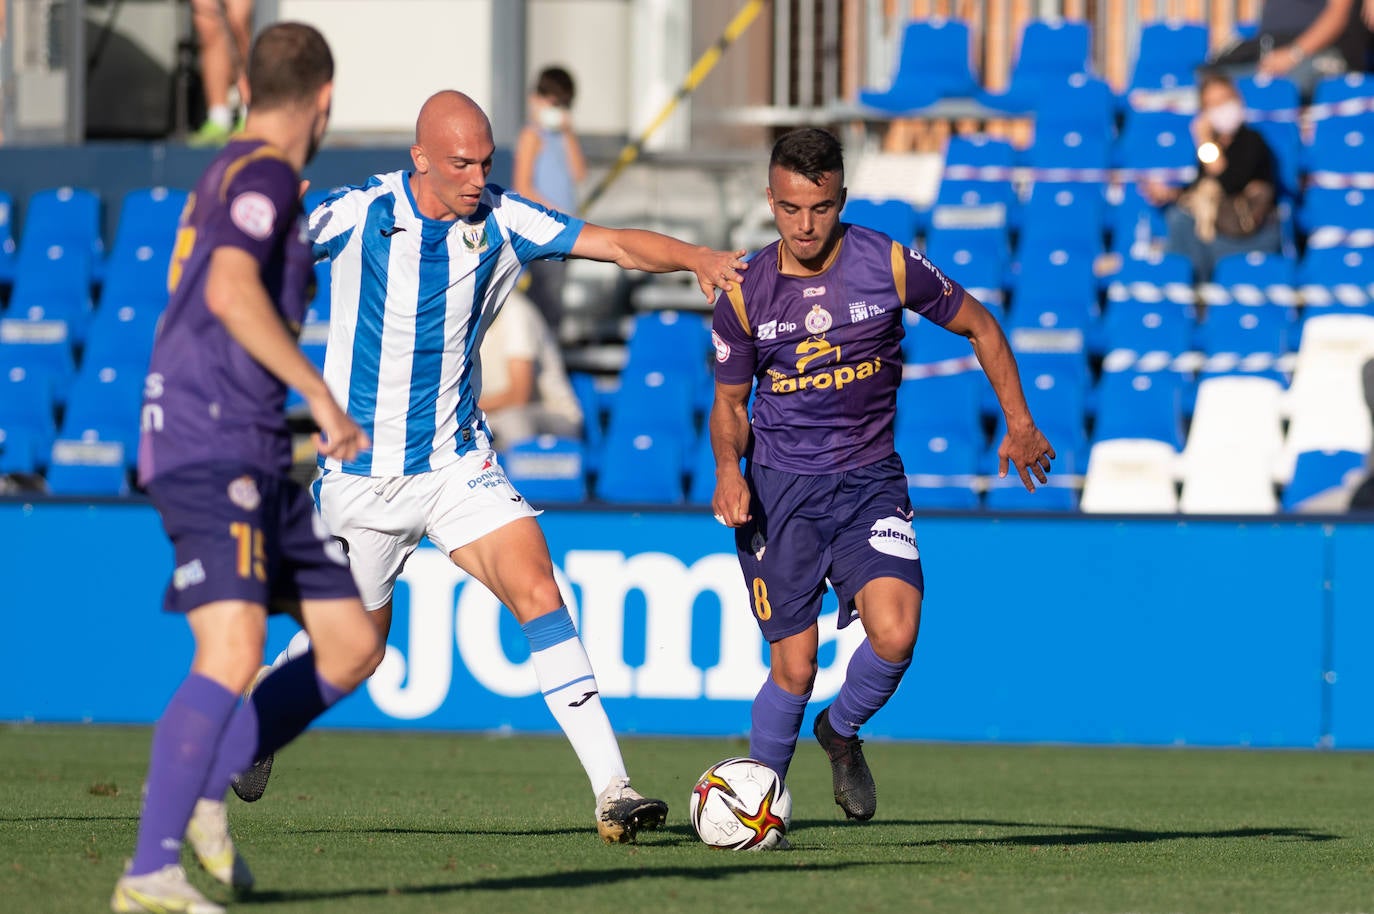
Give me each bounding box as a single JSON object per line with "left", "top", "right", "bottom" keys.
{"left": 868, "top": 616, "right": 919, "bottom": 662}
{"left": 774, "top": 656, "right": 818, "bottom": 694}
{"left": 513, "top": 576, "right": 565, "bottom": 621}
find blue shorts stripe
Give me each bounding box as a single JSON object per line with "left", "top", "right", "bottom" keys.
{"left": 542, "top": 674, "right": 595, "bottom": 697}
{"left": 522, "top": 607, "right": 578, "bottom": 651}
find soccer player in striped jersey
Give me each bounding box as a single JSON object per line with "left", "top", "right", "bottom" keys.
{"left": 282, "top": 90, "right": 745, "bottom": 842}
{"left": 711, "top": 128, "right": 1053, "bottom": 821}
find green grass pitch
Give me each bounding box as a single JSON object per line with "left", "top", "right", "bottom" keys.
{"left": 4, "top": 724, "right": 1374, "bottom": 913}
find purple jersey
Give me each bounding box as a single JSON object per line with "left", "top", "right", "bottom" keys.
{"left": 139, "top": 140, "right": 313, "bottom": 484}
{"left": 712, "top": 224, "right": 966, "bottom": 474}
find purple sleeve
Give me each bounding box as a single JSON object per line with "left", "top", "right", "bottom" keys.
{"left": 212, "top": 157, "right": 299, "bottom": 265}
{"left": 899, "top": 242, "right": 966, "bottom": 327}
{"left": 711, "top": 289, "right": 756, "bottom": 386}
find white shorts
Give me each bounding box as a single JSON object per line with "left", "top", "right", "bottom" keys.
{"left": 315, "top": 447, "right": 540, "bottom": 610}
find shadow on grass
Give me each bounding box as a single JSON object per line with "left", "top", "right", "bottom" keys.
{"left": 783, "top": 817, "right": 1340, "bottom": 847}
{"left": 242, "top": 859, "right": 913, "bottom": 903}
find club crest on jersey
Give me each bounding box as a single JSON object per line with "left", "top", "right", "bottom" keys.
{"left": 228, "top": 476, "right": 261, "bottom": 512}
{"left": 460, "top": 222, "right": 488, "bottom": 253}
{"left": 230, "top": 191, "right": 276, "bottom": 241}
{"left": 712, "top": 329, "right": 731, "bottom": 363}
{"left": 804, "top": 304, "right": 833, "bottom": 334}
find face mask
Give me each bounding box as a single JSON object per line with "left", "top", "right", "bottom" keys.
{"left": 1207, "top": 100, "right": 1245, "bottom": 136}
{"left": 537, "top": 106, "right": 565, "bottom": 131}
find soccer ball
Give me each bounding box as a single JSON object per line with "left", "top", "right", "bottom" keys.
{"left": 689, "top": 757, "right": 792, "bottom": 850}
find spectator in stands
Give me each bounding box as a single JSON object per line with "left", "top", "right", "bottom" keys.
{"left": 1141, "top": 72, "right": 1280, "bottom": 283}
{"left": 477, "top": 288, "right": 584, "bottom": 447}
{"left": 189, "top": 0, "right": 253, "bottom": 147}
{"left": 1212, "top": 0, "right": 1369, "bottom": 98}
{"left": 512, "top": 66, "right": 587, "bottom": 334}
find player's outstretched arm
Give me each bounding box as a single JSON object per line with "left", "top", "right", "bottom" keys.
{"left": 205, "top": 247, "right": 370, "bottom": 462}
{"left": 570, "top": 224, "right": 748, "bottom": 301}
{"left": 709, "top": 380, "right": 754, "bottom": 526}
{"left": 942, "top": 292, "right": 1055, "bottom": 492}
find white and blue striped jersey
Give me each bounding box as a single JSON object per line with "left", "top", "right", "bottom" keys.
{"left": 309, "top": 171, "right": 583, "bottom": 476}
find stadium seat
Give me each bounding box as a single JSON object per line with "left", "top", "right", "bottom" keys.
{"left": 902, "top": 310, "right": 983, "bottom": 375}
{"left": 501, "top": 435, "right": 587, "bottom": 503}
{"left": 0, "top": 363, "right": 58, "bottom": 457}
{"left": 857, "top": 18, "right": 980, "bottom": 114}
{"left": 0, "top": 190, "right": 15, "bottom": 286}
{"left": 1303, "top": 116, "right": 1374, "bottom": 179}
{"left": 1127, "top": 21, "right": 1209, "bottom": 98}
{"left": 99, "top": 243, "right": 173, "bottom": 312}
{"left": 1195, "top": 299, "right": 1291, "bottom": 357}
{"left": 1236, "top": 75, "right": 1303, "bottom": 197}
{"left": 0, "top": 330, "right": 78, "bottom": 403}
{"left": 1079, "top": 438, "right": 1179, "bottom": 513}
{"left": 1022, "top": 122, "right": 1112, "bottom": 184}
{"left": 1181, "top": 375, "right": 1285, "bottom": 501}
{"left": 1093, "top": 369, "right": 1185, "bottom": 448}
{"left": 1280, "top": 314, "right": 1374, "bottom": 475}
{"left": 0, "top": 424, "right": 39, "bottom": 475}
{"left": 1282, "top": 449, "right": 1366, "bottom": 512}
{"left": 83, "top": 301, "right": 162, "bottom": 370}
{"left": 569, "top": 372, "right": 610, "bottom": 472}
{"left": 841, "top": 198, "right": 919, "bottom": 246}
{"left": 980, "top": 19, "right": 1093, "bottom": 114}
{"left": 109, "top": 187, "right": 185, "bottom": 263}
{"left": 1299, "top": 187, "right": 1374, "bottom": 251}
{"left": 1296, "top": 247, "right": 1374, "bottom": 334}
{"left": 922, "top": 234, "right": 1007, "bottom": 308}
{"left": 6, "top": 243, "right": 95, "bottom": 341}
{"left": 1007, "top": 245, "right": 1098, "bottom": 346}
{"left": 1017, "top": 182, "right": 1107, "bottom": 257}
{"left": 594, "top": 429, "right": 685, "bottom": 504}
{"left": 59, "top": 363, "right": 145, "bottom": 457}
{"left": 931, "top": 135, "right": 1018, "bottom": 242}
{"left": 1100, "top": 285, "right": 1195, "bottom": 360}
{"left": 623, "top": 310, "right": 713, "bottom": 376}
{"left": 45, "top": 438, "right": 129, "bottom": 496}
{"left": 900, "top": 431, "right": 980, "bottom": 510}
{"left": 606, "top": 366, "right": 697, "bottom": 443}
{"left": 1211, "top": 250, "right": 1298, "bottom": 291}
{"left": 1106, "top": 182, "right": 1169, "bottom": 257}
{"left": 1310, "top": 72, "right": 1374, "bottom": 118}
{"left": 19, "top": 187, "right": 103, "bottom": 281}
{"left": 895, "top": 372, "right": 983, "bottom": 444}
{"left": 1179, "top": 456, "right": 1279, "bottom": 513}
{"left": 1114, "top": 111, "right": 1196, "bottom": 180}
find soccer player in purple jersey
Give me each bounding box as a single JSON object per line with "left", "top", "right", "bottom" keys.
{"left": 710, "top": 128, "right": 1054, "bottom": 823}
{"left": 113, "top": 23, "right": 384, "bottom": 914}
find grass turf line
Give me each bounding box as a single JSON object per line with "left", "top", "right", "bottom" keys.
{"left": 2, "top": 724, "right": 1374, "bottom": 913}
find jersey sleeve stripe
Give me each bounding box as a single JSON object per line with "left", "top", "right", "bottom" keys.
{"left": 890, "top": 240, "right": 908, "bottom": 308}
{"left": 726, "top": 283, "right": 750, "bottom": 336}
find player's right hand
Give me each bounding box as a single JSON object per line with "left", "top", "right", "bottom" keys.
{"left": 711, "top": 472, "right": 752, "bottom": 527}
{"left": 310, "top": 397, "right": 371, "bottom": 462}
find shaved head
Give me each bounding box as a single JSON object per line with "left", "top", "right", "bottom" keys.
{"left": 415, "top": 90, "right": 491, "bottom": 148}
{"left": 409, "top": 90, "right": 496, "bottom": 221}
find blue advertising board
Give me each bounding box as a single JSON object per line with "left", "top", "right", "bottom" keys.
{"left": 0, "top": 502, "right": 1365, "bottom": 748}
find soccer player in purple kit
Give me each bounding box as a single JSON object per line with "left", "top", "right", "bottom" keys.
{"left": 710, "top": 128, "right": 1054, "bottom": 823}
{"left": 112, "top": 23, "right": 384, "bottom": 913}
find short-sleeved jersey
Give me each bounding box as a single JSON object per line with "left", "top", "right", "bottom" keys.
{"left": 309, "top": 172, "right": 583, "bottom": 477}
{"left": 712, "top": 224, "right": 966, "bottom": 475}
{"left": 138, "top": 140, "right": 311, "bottom": 484}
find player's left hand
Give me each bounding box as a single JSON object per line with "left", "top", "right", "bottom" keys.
{"left": 693, "top": 248, "right": 749, "bottom": 301}
{"left": 998, "top": 422, "right": 1055, "bottom": 493}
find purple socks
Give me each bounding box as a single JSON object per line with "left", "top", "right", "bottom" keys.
{"left": 199, "top": 651, "right": 348, "bottom": 801}
{"left": 129, "top": 674, "right": 238, "bottom": 876}
{"left": 749, "top": 676, "right": 811, "bottom": 782}
{"left": 828, "top": 640, "right": 911, "bottom": 739}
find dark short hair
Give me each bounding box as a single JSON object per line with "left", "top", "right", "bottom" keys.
{"left": 1195, "top": 68, "right": 1239, "bottom": 97}
{"left": 770, "top": 128, "right": 844, "bottom": 185}
{"left": 247, "top": 22, "right": 333, "bottom": 111}
{"left": 535, "top": 66, "right": 576, "bottom": 107}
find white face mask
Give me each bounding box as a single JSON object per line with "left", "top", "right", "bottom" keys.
{"left": 537, "top": 106, "right": 565, "bottom": 131}
{"left": 1207, "top": 100, "right": 1245, "bottom": 136}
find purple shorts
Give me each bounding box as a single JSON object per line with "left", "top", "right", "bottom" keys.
{"left": 146, "top": 462, "right": 358, "bottom": 614}
{"left": 734, "top": 453, "right": 924, "bottom": 642}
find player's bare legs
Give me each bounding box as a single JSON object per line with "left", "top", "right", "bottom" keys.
{"left": 813, "top": 577, "right": 923, "bottom": 821}
{"left": 748, "top": 626, "right": 819, "bottom": 789}
{"left": 449, "top": 517, "right": 668, "bottom": 842}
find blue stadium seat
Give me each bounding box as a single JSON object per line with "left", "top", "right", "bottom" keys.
{"left": 594, "top": 429, "right": 685, "bottom": 504}
{"left": 1311, "top": 72, "right": 1374, "bottom": 116}
{"left": 1303, "top": 115, "right": 1374, "bottom": 176}
{"left": 45, "top": 438, "right": 129, "bottom": 496}
{"left": 109, "top": 187, "right": 185, "bottom": 262}
{"left": 899, "top": 431, "right": 980, "bottom": 510}
{"left": 501, "top": 435, "right": 587, "bottom": 503}
{"left": 1106, "top": 182, "right": 1170, "bottom": 256}
{"left": 1299, "top": 187, "right": 1374, "bottom": 247}
{"left": 19, "top": 187, "right": 103, "bottom": 281}
{"left": 607, "top": 366, "right": 697, "bottom": 439}
{"left": 1282, "top": 449, "right": 1366, "bottom": 512}
{"left": 60, "top": 363, "right": 145, "bottom": 457}
{"left": 1023, "top": 124, "right": 1112, "bottom": 184}
{"left": 1007, "top": 245, "right": 1099, "bottom": 343}
{"left": 1101, "top": 298, "right": 1194, "bottom": 359}
{"left": 1093, "top": 369, "right": 1184, "bottom": 448}
{"left": 1009, "top": 360, "right": 1087, "bottom": 440}
{"left": 923, "top": 234, "right": 1008, "bottom": 308}
{"left": 902, "top": 310, "right": 982, "bottom": 369}
{"left": 896, "top": 372, "right": 983, "bottom": 444}
{"left": 0, "top": 424, "right": 39, "bottom": 474}
{"left": 1197, "top": 300, "right": 1291, "bottom": 356}
{"left": 857, "top": 18, "right": 980, "bottom": 114}
{"left": 1295, "top": 247, "right": 1374, "bottom": 337}
{"left": 1018, "top": 182, "right": 1107, "bottom": 256}
{"left": 623, "top": 310, "right": 713, "bottom": 376}
{"left": 932, "top": 136, "right": 1018, "bottom": 241}
{"left": 1211, "top": 250, "right": 1298, "bottom": 290}
{"left": 1237, "top": 76, "right": 1302, "bottom": 197}
{"left": 1035, "top": 72, "right": 1117, "bottom": 135}
{"left": 980, "top": 19, "right": 1093, "bottom": 114}
{"left": 1115, "top": 111, "right": 1197, "bottom": 178}
{"left": 83, "top": 301, "right": 161, "bottom": 370}
{"left": 0, "top": 330, "right": 77, "bottom": 403}
{"left": 0, "top": 363, "right": 58, "bottom": 457}
{"left": 1127, "top": 21, "right": 1208, "bottom": 98}
{"left": 99, "top": 243, "right": 172, "bottom": 312}
{"left": 0, "top": 190, "right": 15, "bottom": 286}
{"left": 6, "top": 243, "right": 95, "bottom": 341}
{"left": 842, "top": 198, "right": 919, "bottom": 246}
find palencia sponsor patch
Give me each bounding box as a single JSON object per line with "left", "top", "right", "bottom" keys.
{"left": 868, "top": 515, "right": 919, "bottom": 559}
